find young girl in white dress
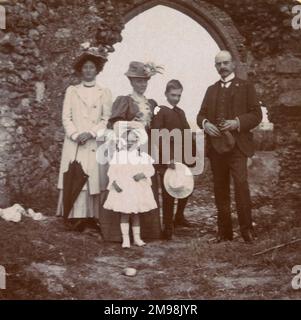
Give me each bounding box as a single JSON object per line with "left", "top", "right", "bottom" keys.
{"left": 104, "top": 128, "right": 157, "bottom": 248}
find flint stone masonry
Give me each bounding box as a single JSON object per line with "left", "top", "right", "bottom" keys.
{"left": 280, "top": 79, "right": 301, "bottom": 90}
{"left": 276, "top": 57, "right": 301, "bottom": 74}
{"left": 0, "top": 0, "right": 300, "bottom": 215}
{"left": 35, "top": 82, "right": 45, "bottom": 102}
{"left": 279, "top": 91, "right": 301, "bottom": 107}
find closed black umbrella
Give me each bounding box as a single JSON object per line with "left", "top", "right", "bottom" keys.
{"left": 63, "top": 145, "right": 89, "bottom": 220}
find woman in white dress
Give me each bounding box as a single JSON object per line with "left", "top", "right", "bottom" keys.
{"left": 56, "top": 47, "right": 113, "bottom": 231}
{"left": 104, "top": 128, "right": 157, "bottom": 248}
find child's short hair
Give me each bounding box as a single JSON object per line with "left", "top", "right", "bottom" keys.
{"left": 165, "top": 79, "right": 183, "bottom": 93}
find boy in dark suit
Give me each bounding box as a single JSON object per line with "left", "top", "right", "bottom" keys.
{"left": 197, "top": 50, "right": 262, "bottom": 243}
{"left": 152, "top": 80, "right": 194, "bottom": 240}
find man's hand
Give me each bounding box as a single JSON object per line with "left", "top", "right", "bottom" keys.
{"left": 112, "top": 181, "right": 123, "bottom": 193}
{"left": 204, "top": 121, "right": 221, "bottom": 137}
{"left": 219, "top": 120, "right": 239, "bottom": 132}
{"left": 76, "top": 132, "right": 93, "bottom": 145}
{"left": 133, "top": 173, "right": 146, "bottom": 182}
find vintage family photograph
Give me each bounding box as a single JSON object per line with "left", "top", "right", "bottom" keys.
{"left": 0, "top": 0, "right": 301, "bottom": 303}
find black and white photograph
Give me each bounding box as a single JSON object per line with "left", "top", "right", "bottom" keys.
{"left": 0, "top": 0, "right": 301, "bottom": 305}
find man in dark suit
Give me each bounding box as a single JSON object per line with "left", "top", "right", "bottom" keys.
{"left": 197, "top": 50, "right": 262, "bottom": 243}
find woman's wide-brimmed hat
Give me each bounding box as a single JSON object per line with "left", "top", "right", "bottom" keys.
{"left": 73, "top": 46, "right": 107, "bottom": 72}
{"left": 164, "top": 163, "right": 194, "bottom": 199}
{"left": 125, "top": 61, "right": 164, "bottom": 79}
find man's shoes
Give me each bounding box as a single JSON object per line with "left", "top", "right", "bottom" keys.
{"left": 162, "top": 228, "right": 173, "bottom": 240}
{"left": 174, "top": 218, "right": 193, "bottom": 228}
{"left": 242, "top": 229, "right": 254, "bottom": 243}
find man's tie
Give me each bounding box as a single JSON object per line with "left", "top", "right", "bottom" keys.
{"left": 221, "top": 80, "right": 232, "bottom": 88}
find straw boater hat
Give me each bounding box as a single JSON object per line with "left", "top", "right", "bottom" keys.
{"left": 73, "top": 46, "right": 107, "bottom": 72}
{"left": 125, "top": 61, "right": 164, "bottom": 79}
{"left": 164, "top": 162, "right": 194, "bottom": 199}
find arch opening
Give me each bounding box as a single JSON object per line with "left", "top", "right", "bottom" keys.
{"left": 124, "top": 1, "right": 232, "bottom": 53}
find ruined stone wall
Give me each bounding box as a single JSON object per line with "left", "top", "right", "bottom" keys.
{"left": 0, "top": 0, "right": 300, "bottom": 213}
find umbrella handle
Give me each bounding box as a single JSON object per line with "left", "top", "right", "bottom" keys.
{"left": 74, "top": 143, "right": 80, "bottom": 161}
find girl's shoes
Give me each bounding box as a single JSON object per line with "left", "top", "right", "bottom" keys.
{"left": 122, "top": 237, "right": 131, "bottom": 249}
{"left": 134, "top": 239, "right": 146, "bottom": 247}
{"left": 132, "top": 225, "right": 145, "bottom": 247}
{"left": 122, "top": 239, "right": 146, "bottom": 248}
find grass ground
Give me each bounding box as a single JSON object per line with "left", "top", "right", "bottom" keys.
{"left": 0, "top": 180, "right": 300, "bottom": 300}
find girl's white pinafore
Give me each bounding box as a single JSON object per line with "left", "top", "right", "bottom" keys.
{"left": 104, "top": 150, "right": 158, "bottom": 214}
